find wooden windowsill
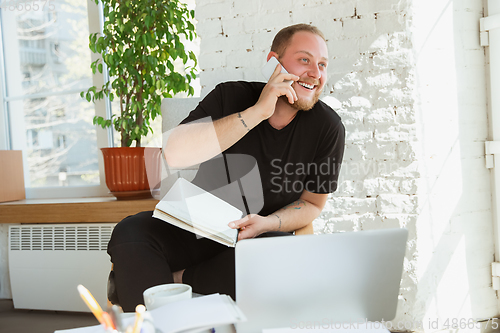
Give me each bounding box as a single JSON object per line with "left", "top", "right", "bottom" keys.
{"left": 0, "top": 197, "right": 158, "bottom": 224}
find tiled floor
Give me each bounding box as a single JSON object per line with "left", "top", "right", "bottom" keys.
{"left": 0, "top": 299, "right": 99, "bottom": 333}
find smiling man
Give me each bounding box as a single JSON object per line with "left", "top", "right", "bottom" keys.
{"left": 271, "top": 27, "right": 328, "bottom": 112}
{"left": 107, "top": 24, "right": 345, "bottom": 312}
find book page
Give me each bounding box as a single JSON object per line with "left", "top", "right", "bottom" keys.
{"left": 155, "top": 178, "right": 193, "bottom": 222}
{"left": 156, "top": 179, "right": 242, "bottom": 241}
{"left": 152, "top": 209, "right": 237, "bottom": 247}
{"left": 185, "top": 181, "right": 243, "bottom": 233}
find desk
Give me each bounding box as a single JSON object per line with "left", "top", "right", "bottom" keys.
{"left": 0, "top": 197, "right": 158, "bottom": 223}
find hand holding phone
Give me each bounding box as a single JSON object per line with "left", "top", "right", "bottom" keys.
{"left": 261, "top": 56, "right": 293, "bottom": 85}
{"left": 256, "top": 56, "right": 298, "bottom": 115}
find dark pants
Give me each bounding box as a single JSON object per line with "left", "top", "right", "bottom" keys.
{"left": 107, "top": 211, "right": 292, "bottom": 311}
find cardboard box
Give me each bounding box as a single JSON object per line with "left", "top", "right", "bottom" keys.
{"left": 0, "top": 150, "right": 26, "bottom": 202}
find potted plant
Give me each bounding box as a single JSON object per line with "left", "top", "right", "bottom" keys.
{"left": 82, "top": 0, "right": 197, "bottom": 199}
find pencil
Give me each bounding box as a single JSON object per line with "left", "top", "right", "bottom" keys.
{"left": 132, "top": 304, "right": 146, "bottom": 333}
{"left": 101, "top": 311, "right": 115, "bottom": 330}
{"left": 77, "top": 285, "right": 105, "bottom": 327}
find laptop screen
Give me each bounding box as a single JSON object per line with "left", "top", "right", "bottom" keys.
{"left": 235, "top": 228, "right": 408, "bottom": 333}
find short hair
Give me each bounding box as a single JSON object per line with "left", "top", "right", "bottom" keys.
{"left": 271, "top": 24, "right": 326, "bottom": 57}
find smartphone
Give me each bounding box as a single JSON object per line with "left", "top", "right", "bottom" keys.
{"left": 261, "top": 56, "right": 293, "bottom": 85}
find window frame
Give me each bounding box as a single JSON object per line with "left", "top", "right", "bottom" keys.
{"left": 0, "top": 0, "right": 114, "bottom": 199}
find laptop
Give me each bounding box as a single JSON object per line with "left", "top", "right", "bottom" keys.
{"left": 235, "top": 228, "right": 408, "bottom": 333}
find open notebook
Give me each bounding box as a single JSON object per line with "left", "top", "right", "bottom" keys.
{"left": 153, "top": 178, "right": 243, "bottom": 247}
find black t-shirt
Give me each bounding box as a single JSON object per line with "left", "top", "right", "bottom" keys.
{"left": 180, "top": 81, "right": 345, "bottom": 216}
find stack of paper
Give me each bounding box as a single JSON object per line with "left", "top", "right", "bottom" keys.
{"left": 54, "top": 294, "right": 246, "bottom": 333}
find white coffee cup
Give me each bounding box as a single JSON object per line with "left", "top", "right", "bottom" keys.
{"left": 143, "top": 283, "right": 192, "bottom": 310}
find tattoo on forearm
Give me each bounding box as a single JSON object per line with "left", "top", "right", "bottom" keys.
{"left": 284, "top": 199, "right": 307, "bottom": 210}
{"left": 273, "top": 214, "right": 282, "bottom": 230}
{"left": 237, "top": 112, "right": 250, "bottom": 132}
{"left": 271, "top": 200, "right": 306, "bottom": 231}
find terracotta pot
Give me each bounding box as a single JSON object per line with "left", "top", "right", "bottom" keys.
{"left": 101, "top": 147, "right": 162, "bottom": 200}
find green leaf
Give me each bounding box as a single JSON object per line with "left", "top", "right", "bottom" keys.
{"left": 82, "top": 0, "right": 198, "bottom": 146}
{"left": 166, "top": 61, "right": 174, "bottom": 72}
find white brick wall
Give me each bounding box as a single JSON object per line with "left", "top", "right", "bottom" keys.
{"left": 195, "top": 0, "right": 497, "bottom": 330}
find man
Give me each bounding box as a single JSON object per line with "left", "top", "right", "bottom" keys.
{"left": 107, "top": 24, "right": 345, "bottom": 312}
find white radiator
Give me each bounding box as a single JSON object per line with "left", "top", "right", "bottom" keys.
{"left": 8, "top": 224, "right": 114, "bottom": 312}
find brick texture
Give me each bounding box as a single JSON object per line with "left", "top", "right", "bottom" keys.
{"left": 195, "top": 0, "right": 495, "bottom": 329}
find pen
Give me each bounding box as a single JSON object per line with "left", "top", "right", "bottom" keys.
{"left": 132, "top": 304, "right": 146, "bottom": 333}
{"left": 109, "top": 304, "right": 124, "bottom": 332}
{"left": 77, "top": 284, "right": 107, "bottom": 328}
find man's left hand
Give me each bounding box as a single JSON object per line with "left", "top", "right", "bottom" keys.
{"left": 228, "top": 214, "right": 273, "bottom": 241}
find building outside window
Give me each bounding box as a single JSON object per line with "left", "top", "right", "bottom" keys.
{"left": 1, "top": 0, "right": 101, "bottom": 194}
{"left": 0, "top": 0, "right": 199, "bottom": 198}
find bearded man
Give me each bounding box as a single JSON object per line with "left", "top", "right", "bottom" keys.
{"left": 107, "top": 24, "right": 345, "bottom": 312}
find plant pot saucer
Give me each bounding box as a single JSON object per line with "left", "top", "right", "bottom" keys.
{"left": 110, "top": 190, "right": 155, "bottom": 200}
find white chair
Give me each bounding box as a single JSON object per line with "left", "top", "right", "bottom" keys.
{"left": 160, "top": 97, "right": 202, "bottom": 195}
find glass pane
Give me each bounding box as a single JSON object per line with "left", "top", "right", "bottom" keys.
{"left": 13, "top": 93, "right": 99, "bottom": 187}
{"left": 2, "top": 1, "right": 100, "bottom": 188}
{"left": 5, "top": 0, "right": 93, "bottom": 96}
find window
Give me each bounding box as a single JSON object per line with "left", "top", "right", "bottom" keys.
{"left": 0, "top": 0, "right": 200, "bottom": 199}
{"left": 0, "top": 0, "right": 109, "bottom": 198}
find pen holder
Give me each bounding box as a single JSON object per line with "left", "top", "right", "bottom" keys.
{"left": 113, "top": 311, "right": 155, "bottom": 333}
{"left": 139, "top": 312, "right": 156, "bottom": 333}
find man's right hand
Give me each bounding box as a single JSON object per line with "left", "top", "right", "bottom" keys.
{"left": 252, "top": 64, "right": 299, "bottom": 120}
{"left": 165, "top": 66, "right": 299, "bottom": 168}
